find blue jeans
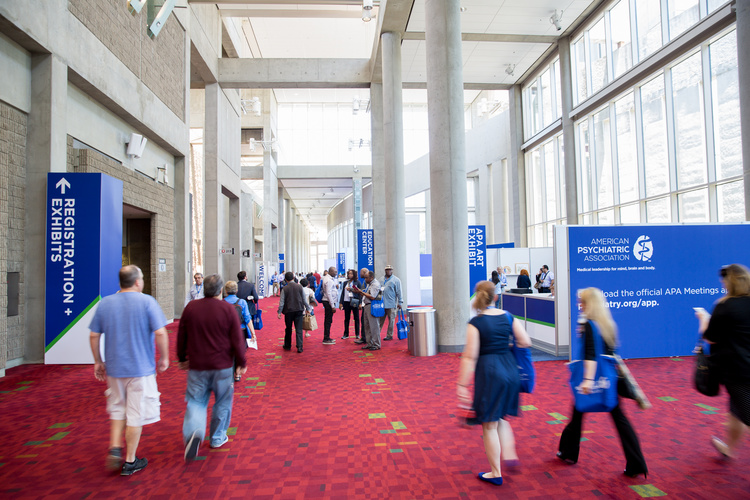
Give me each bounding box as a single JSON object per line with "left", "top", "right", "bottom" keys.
{"left": 183, "top": 367, "right": 234, "bottom": 447}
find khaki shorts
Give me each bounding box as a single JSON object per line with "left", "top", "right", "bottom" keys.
{"left": 105, "top": 374, "right": 161, "bottom": 427}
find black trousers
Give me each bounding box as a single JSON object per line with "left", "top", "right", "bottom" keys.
{"left": 558, "top": 403, "right": 648, "bottom": 474}
{"left": 283, "top": 310, "right": 304, "bottom": 350}
{"left": 323, "top": 301, "right": 334, "bottom": 341}
{"left": 342, "top": 300, "right": 360, "bottom": 337}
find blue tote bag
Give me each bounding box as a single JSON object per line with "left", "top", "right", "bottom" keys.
{"left": 253, "top": 309, "right": 263, "bottom": 331}
{"left": 568, "top": 320, "right": 618, "bottom": 413}
{"left": 506, "top": 313, "right": 535, "bottom": 393}
{"left": 396, "top": 309, "right": 409, "bottom": 340}
{"left": 370, "top": 292, "right": 385, "bottom": 318}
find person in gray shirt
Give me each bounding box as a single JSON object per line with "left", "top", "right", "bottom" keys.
{"left": 357, "top": 271, "right": 383, "bottom": 350}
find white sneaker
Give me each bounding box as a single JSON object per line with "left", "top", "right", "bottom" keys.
{"left": 210, "top": 435, "right": 229, "bottom": 449}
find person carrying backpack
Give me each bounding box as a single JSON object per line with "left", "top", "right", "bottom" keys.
{"left": 224, "top": 280, "right": 254, "bottom": 342}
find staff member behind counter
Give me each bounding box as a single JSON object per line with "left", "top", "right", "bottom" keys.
{"left": 539, "top": 265, "right": 554, "bottom": 294}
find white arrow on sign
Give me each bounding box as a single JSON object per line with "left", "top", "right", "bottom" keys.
{"left": 56, "top": 177, "right": 71, "bottom": 194}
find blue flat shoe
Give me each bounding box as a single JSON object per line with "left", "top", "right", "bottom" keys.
{"left": 478, "top": 472, "right": 503, "bottom": 485}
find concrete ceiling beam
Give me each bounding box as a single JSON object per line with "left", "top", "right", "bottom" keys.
{"left": 218, "top": 58, "right": 371, "bottom": 88}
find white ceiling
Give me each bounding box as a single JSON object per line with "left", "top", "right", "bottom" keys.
{"left": 218, "top": 0, "right": 600, "bottom": 238}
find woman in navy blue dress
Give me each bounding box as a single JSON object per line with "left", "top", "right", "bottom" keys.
{"left": 457, "top": 281, "right": 532, "bottom": 486}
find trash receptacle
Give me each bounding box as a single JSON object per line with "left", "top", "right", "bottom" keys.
{"left": 408, "top": 307, "right": 436, "bottom": 356}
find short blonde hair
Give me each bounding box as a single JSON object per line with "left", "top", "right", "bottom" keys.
{"left": 224, "top": 280, "right": 238, "bottom": 295}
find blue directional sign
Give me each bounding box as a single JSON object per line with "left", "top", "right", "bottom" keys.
{"left": 45, "top": 173, "right": 122, "bottom": 364}
{"left": 337, "top": 252, "right": 346, "bottom": 276}
{"left": 357, "top": 229, "right": 374, "bottom": 272}
{"left": 468, "top": 225, "right": 487, "bottom": 297}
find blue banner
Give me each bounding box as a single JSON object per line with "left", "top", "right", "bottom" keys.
{"left": 568, "top": 224, "right": 750, "bottom": 359}
{"left": 337, "top": 252, "right": 346, "bottom": 276}
{"left": 45, "top": 173, "right": 122, "bottom": 363}
{"left": 468, "top": 225, "right": 487, "bottom": 297}
{"left": 357, "top": 229, "right": 374, "bottom": 272}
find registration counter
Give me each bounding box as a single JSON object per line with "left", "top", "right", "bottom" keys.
{"left": 501, "top": 292, "right": 567, "bottom": 357}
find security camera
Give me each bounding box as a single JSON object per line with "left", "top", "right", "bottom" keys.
{"left": 550, "top": 10, "right": 563, "bottom": 32}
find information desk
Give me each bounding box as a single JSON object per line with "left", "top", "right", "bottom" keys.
{"left": 501, "top": 292, "right": 566, "bottom": 357}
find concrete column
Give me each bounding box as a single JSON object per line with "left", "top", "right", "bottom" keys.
{"left": 425, "top": 0, "right": 469, "bottom": 352}
{"left": 262, "top": 159, "right": 278, "bottom": 271}
{"left": 228, "top": 197, "right": 241, "bottom": 278}
{"left": 735, "top": 1, "right": 750, "bottom": 219}
{"left": 277, "top": 188, "right": 285, "bottom": 267}
{"left": 24, "top": 54, "right": 68, "bottom": 363}
{"left": 241, "top": 191, "right": 255, "bottom": 280}
{"left": 370, "top": 82, "right": 387, "bottom": 273}
{"left": 424, "top": 192, "right": 432, "bottom": 253}
{"left": 285, "top": 200, "right": 293, "bottom": 271}
{"left": 203, "top": 84, "right": 221, "bottom": 276}
{"left": 558, "top": 37, "right": 579, "bottom": 224}
{"left": 381, "top": 32, "right": 407, "bottom": 291}
{"left": 508, "top": 85, "right": 527, "bottom": 246}
{"left": 174, "top": 156, "right": 190, "bottom": 317}
{"left": 291, "top": 208, "right": 298, "bottom": 271}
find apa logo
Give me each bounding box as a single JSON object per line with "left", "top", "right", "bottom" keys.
{"left": 633, "top": 235, "right": 653, "bottom": 262}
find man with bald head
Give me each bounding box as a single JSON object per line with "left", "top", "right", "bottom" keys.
{"left": 89, "top": 265, "right": 169, "bottom": 476}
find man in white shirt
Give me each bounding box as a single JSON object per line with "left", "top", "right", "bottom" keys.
{"left": 321, "top": 266, "right": 339, "bottom": 345}
{"left": 540, "top": 265, "right": 555, "bottom": 294}
{"left": 185, "top": 273, "right": 204, "bottom": 305}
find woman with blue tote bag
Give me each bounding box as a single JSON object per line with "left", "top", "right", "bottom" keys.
{"left": 557, "top": 288, "right": 648, "bottom": 479}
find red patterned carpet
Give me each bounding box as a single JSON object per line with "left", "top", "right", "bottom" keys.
{"left": 1, "top": 295, "right": 749, "bottom": 499}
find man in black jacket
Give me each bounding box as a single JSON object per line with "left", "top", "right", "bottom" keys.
{"left": 236, "top": 271, "right": 259, "bottom": 316}
{"left": 277, "top": 272, "right": 306, "bottom": 353}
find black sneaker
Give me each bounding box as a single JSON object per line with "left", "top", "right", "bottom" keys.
{"left": 322, "top": 339, "right": 336, "bottom": 345}
{"left": 120, "top": 457, "right": 148, "bottom": 476}
{"left": 341, "top": 335, "right": 349, "bottom": 339}
{"left": 106, "top": 447, "right": 123, "bottom": 471}
{"left": 184, "top": 430, "right": 201, "bottom": 461}
{"left": 384, "top": 337, "right": 393, "bottom": 341}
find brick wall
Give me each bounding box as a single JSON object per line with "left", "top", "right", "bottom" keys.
{"left": 0, "top": 102, "right": 28, "bottom": 368}
{"left": 67, "top": 0, "right": 185, "bottom": 120}
{"left": 68, "top": 137, "right": 175, "bottom": 318}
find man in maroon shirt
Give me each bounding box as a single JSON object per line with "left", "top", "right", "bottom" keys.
{"left": 178, "top": 274, "right": 247, "bottom": 460}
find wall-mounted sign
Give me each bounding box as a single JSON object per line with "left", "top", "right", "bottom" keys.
{"left": 45, "top": 173, "right": 123, "bottom": 364}
{"left": 220, "top": 248, "right": 234, "bottom": 255}
{"left": 158, "top": 258, "right": 166, "bottom": 272}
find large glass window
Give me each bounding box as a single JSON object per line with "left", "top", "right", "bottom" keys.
{"left": 589, "top": 18, "right": 609, "bottom": 95}
{"left": 668, "top": 0, "right": 700, "bottom": 41}
{"left": 278, "top": 102, "right": 371, "bottom": 165}
{"left": 635, "top": 0, "right": 662, "bottom": 61}
{"left": 710, "top": 30, "right": 742, "bottom": 180}
{"left": 615, "top": 93, "right": 639, "bottom": 203}
{"left": 640, "top": 75, "right": 670, "bottom": 197}
{"left": 611, "top": 1, "right": 633, "bottom": 78}
{"left": 672, "top": 52, "right": 707, "bottom": 189}
{"left": 593, "top": 108, "right": 615, "bottom": 209}
{"left": 525, "top": 134, "right": 565, "bottom": 247}
{"left": 578, "top": 120, "right": 593, "bottom": 213}
{"left": 523, "top": 59, "right": 561, "bottom": 139}
{"left": 571, "top": 27, "right": 742, "bottom": 226}
{"left": 573, "top": 38, "right": 588, "bottom": 105}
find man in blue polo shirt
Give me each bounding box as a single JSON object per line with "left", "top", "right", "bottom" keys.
{"left": 380, "top": 265, "right": 403, "bottom": 341}
{"left": 89, "top": 265, "right": 169, "bottom": 476}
